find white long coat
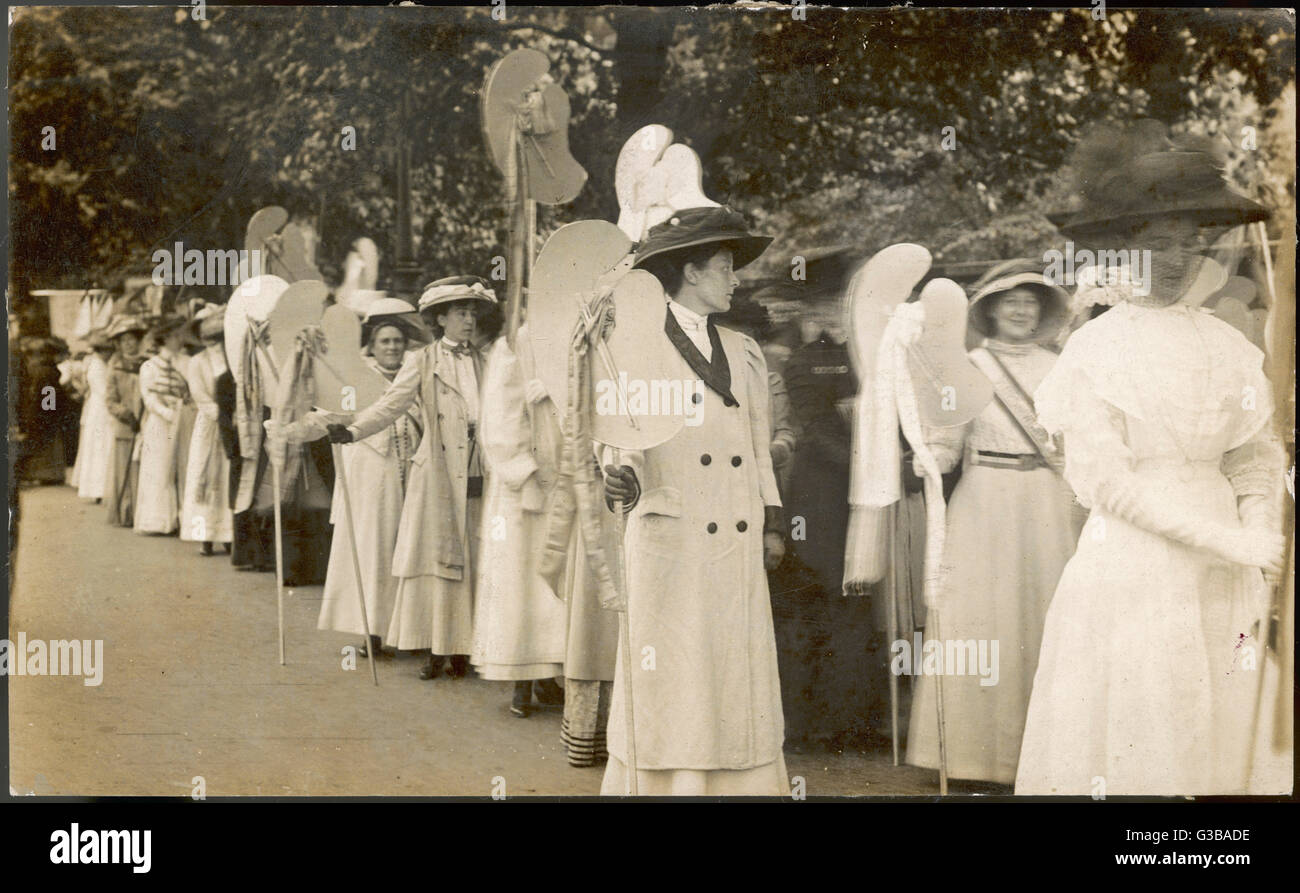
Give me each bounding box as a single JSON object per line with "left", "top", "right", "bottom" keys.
{"left": 134, "top": 349, "right": 194, "bottom": 534}
{"left": 74, "top": 353, "right": 114, "bottom": 501}
{"left": 350, "top": 339, "right": 482, "bottom": 654}
{"left": 605, "top": 325, "right": 785, "bottom": 773}
{"left": 180, "top": 344, "right": 234, "bottom": 543}
{"left": 470, "top": 333, "right": 567, "bottom": 680}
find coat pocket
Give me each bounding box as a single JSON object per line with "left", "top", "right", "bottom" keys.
{"left": 637, "top": 486, "right": 682, "bottom": 518}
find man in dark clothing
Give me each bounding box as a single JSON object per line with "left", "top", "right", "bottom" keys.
{"left": 774, "top": 306, "right": 886, "bottom": 751}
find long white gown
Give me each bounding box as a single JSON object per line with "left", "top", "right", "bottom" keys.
{"left": 180, "top": 344, "right": 234, "bottom": 544}
{"left": 906, "top": 341, "right": 1081, "bottom": 785}
{"left": 134, "top": 349, "right": 192, "bottom": 535}
{"left": 1015, "top": 302, "right": 1288, "bottom": 796}
{"left": 318, "top": 360, "right": 421, "bottom": 642}
{"left": 74, "top": 353, "right": 114, "bottom": 501}
{"left": 470, "top": 336, "right": 567, "bottom": 681}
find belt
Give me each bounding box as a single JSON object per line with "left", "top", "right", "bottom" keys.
{"left": 968, "top": 449, "right": 1047, "bottom": 471}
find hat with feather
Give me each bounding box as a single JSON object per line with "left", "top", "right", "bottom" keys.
{"left": 1048, "top": 119, "right": 1268, "bottom": 240}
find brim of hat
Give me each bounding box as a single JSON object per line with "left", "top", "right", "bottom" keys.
{"left": 363, "top": 313, "right": 432, "bottom": 345}
{"left": 417, "top": 292, "right": 497, "bottom": 312}
{"left": 633, "top": 234, "right": 774, "bottom": 272}
{"left": 1049, "top": 189, "right": 1269, "bottom": 237}
{"left": 967, "top": 274, "right": 1070, "bottom": 341}
{"left": 191, "top": 318, "right": 225, "bottom": 340}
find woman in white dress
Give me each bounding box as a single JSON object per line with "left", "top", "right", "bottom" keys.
{"left": 1016, "top": 123, "right": 1287, "bottom": 796}
{"left": 73, "top": 331, "right": 116, "bottom": 502}
{"left": 470, "top": 327, "right": 569, "bottom": 716}
{"left": 906, "top": 261, "right": 1082, "bottom": 786}
{"left": 134, "top": 315, "right": 195, "bottom": 535}
{"left": 317, "top": 303, "right": 424, "bottom": 657}
{"left": 180, "top": 306, "right": 234, "bottom": 553}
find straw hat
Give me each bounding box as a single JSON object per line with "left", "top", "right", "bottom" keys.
{"left": 966, "top": 258, "right": 1070, "bottom": 342}
{"left": 417, "top": 276, "right": 497, "bottom": 313}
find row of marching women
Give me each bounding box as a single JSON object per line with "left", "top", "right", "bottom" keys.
{"left": 72, "top": 304, "right": 333, "bottom": 582}
{"left": 57, "top": 115, "right": 1290, "bottom": 795}
{"left": 296, "top": 278, "right": 620, "bottom": 768}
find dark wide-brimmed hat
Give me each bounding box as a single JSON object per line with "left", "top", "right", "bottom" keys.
{"left": 147, "top": 313, "right": 191, "bottom": 341}
{"left": 967, "top": 258, "right": 1069, "bottom": 342}
{"left": 1048, "top": 119, "right": 1268, "bottom": 239}
{"left": 417, "top": 276, "right": 497, "bottom": 313}
{"left": 633, "top": 206, "right": 773, "bottom": 271}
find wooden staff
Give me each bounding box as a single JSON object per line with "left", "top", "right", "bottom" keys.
{"left": 253, "top": 342, "right": 288, "bottom": 666}
{"left": 309, "top": 351, "right": 381, "bottom": 686}
{"left": 885, "top": 513, "right": 900, "bottom": 767}
{"left": 504, "top": 135, "right": 528, "bottom": 350}
{"left": 610, "top": 450, "right": 639, "bottom": 797}
{"left": 331, "top": 442, "right": 380, "bottom": 686}
{"left": 895, "top": 341, "right": 949, "bottom": 795}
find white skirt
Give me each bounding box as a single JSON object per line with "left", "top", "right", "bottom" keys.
{"left": 600, "top": 754, "right": 791, "bottom": 797}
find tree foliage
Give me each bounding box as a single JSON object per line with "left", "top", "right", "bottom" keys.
{"left": 8, "top": 5, "right": 1294, "bottom": 308}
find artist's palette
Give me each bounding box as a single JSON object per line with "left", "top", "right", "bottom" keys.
{"left": 910, "top": 278, "right": 994, "bottom": 428}
{"left": 614, "top": 126, "right": 719, "bottom": 241}
{"left": 314, "top": 304, "right": 389, "bottom": 414}
{"left": 846, "top": 243, "right": 931, "bottom": 383}
{"left": 481, "top": 48, "right": 587, "bottom": 205}
{"left": 267, "top": 221, "right": 322, "bottom": 283}
{"left": 528, "top": 221, "right": 633, "bottom": 419}
{"left": 245, "top": 206, "right": 289, "bottom": 275}
{"left": 591, "top": 270, "right": 686, "bottom": 451}
{"left": 224, "top": 274, "right": 289, "bottom": 396}
{"left": 266, "top": 280, "right": 329, "bottom": 378}
{"left": 616, "top": 124, "right": 674, "bottom": 241}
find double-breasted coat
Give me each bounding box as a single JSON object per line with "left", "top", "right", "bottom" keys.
{"left": 350, "top": 338, "right": 483, "bottom": 654}
{"left": 603, "top": 320, "right": 786, "bottom": 787}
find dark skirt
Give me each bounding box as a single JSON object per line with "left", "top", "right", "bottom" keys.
{"left": 104, "top": 436, "right": 138, "bottom": 527}
{"left": 769, "top": 552, "right": 886, "bottom": 744}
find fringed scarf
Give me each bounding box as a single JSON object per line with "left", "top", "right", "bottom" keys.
{"left": 233, "top": 318, "right": 271, "bottom": 513}
{"left": 538, "top": 292, "right": 621, "bottom": 610}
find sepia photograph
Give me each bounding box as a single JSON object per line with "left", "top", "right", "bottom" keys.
{"left": 4, "top": 0, "right": 1295, "bottom": 835}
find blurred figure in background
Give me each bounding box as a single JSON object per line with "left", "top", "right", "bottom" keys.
{"left": 134, "top": 315, "right": 195, "bottom": 535}
{"left": 779, "top": 286, "right": 885, "bottom": 751}
{"left": 70, "top": 330, "right": 116, "bottom": 502}
{"left": 103, "top": 315, "right": 148, "bottom": 527}
{"left": 180, "top": 305, "right": 234, "bottom": 555}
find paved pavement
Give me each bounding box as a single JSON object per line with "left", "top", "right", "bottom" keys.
{"left": 8, "top": 483, "right": 943, "bottom": 798}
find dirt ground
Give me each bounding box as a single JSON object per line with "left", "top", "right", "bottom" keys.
{"left": 8, "top": 483, "right": 943, "bottom": 798}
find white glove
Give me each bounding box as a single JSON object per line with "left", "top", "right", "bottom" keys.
{"left": 1098, "top": 475, "right": 1285, "bottom": 576}
{"left": 525, "top": 378, "right": 548, "bottom": 405}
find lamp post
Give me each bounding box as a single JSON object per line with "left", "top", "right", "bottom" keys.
{"left": 390, "top": 88, "right": 425, "bottom": 302}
